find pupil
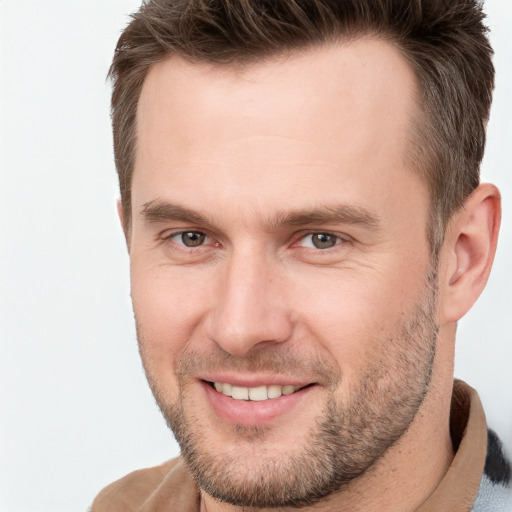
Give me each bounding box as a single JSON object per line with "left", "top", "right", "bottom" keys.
{"left": 182, "top": 232, "right": 205, "bottom": 247}
{"left": 313, "top": 233, "right": 335, "bottom": 249}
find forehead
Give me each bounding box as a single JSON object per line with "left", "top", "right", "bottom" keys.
{"left": 133, "top": 39, "right": 425, "bottom": 225}
{"left": 137, "top": 39, "right": 418, "bottom": 148}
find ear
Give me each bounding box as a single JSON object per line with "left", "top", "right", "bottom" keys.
{"left": 117, "top": 200, "right": 131, "bottom": 250}
{"left": 117, "top": 199, "right": 125, "bottom": 230}
{"left": 439, "top": 183, "right": 501, "bottom": 324}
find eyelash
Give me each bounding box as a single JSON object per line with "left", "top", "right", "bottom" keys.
{"left": 161, "top": 230, "right": 348, "bottom": 252}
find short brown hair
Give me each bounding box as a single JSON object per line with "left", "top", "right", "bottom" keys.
{"left": 109, "top": 0, "right": 494, "bottom": 253}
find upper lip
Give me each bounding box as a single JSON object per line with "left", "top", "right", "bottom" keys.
{"left": 199, "top": 373, "right": 314, "bottom": 388}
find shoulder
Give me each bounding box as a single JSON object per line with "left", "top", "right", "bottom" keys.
{"left": 91, "top": 458, "right": 188, "bottom": 512}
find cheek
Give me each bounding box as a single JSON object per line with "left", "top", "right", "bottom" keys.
{"left": 291, "top": 261, "right": 427, "bottom": 379}
{"left": 130, "top": 263, "right": 214, "bottom": 378}
{"left": 296, "top": 286, "right": 387, "bottom": 377}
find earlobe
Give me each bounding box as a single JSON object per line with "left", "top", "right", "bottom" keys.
{"left": 440, "top": 183, "right": 501, "bottom": 324}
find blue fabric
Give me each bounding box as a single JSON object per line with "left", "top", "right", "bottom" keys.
{"left": 472, "top": 474, "right": 512, "bottom": 511}
{"left": 472, "top": 429, "right": 512, "bottom": 511}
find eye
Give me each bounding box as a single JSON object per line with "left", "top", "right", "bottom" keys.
{"left": 170, "top": 231, "right": 209, "bottom": 247}
{"left": 298, "top": 233, "right": 342, "bottom": 249}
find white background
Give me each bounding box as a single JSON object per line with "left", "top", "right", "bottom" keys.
{"left": 0, "top": 1, "right": 511, "bottom": 511}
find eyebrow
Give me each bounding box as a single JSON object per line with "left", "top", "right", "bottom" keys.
{"left": 141, "top": 200, "right": 210, "bottom": 226}
{"left": 140, "top": 200, "right": 381, "bottom": 231}
{"left": 269, "top": 204, "right": 381, "bottom": 230}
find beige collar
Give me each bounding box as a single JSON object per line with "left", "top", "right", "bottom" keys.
{"left": 416, "top": 380, "right": 487, "bottom": 512}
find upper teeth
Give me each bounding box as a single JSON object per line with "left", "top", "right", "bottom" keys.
{"left": 213, "top": 382, "right": 303, "bottom": 401}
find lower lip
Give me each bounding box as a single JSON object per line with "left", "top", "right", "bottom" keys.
{"left": 202, "top": 381, "right": 314, "bottom": 426}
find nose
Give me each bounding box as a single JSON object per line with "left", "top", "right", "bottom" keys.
{"left": 207, "top": 249, "right": 294, "bottom": 356}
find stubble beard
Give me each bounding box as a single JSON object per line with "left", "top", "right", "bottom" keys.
{"left": 138, "top": 268, "right": 439, "bottom": 509}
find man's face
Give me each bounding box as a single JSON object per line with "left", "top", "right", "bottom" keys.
{"left": 129, "top": 40, "right": 439, "bottom": 507}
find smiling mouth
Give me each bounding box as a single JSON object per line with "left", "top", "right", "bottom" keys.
{"left": 208, "top": 381, "right": 311, "bottom": 401}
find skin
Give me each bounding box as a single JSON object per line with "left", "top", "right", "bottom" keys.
{"left": 125, "top": 39, "right": 501, "bottom": 512}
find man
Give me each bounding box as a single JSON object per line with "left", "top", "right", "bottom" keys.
{"left": 93, "top": 1, "right": 511, "bottom": 510}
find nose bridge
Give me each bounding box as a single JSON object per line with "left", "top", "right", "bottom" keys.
{"left": 209, "top": 245, "right": 292, "bottom": 355}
